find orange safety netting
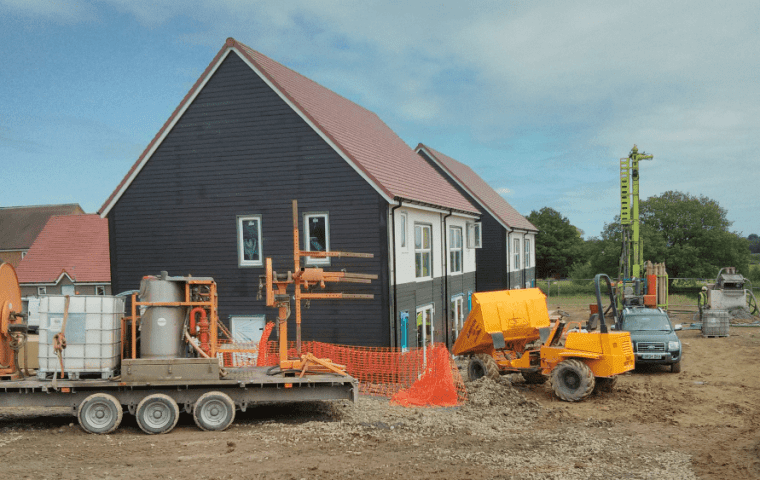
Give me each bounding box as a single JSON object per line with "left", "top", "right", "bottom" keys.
{"left": 220, "top": 326, "right": 467, "bottom": 406}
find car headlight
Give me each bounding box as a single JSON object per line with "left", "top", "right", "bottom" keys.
{"left": 668, "top": 341, "right": 680, "bottom": 351}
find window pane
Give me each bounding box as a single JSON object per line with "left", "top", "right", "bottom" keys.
{"left": 308, "top": 216, "right": 326, "bottom": 251}
{"left": 415, "top": 225, "right": 422, "bottom": 249}
{"left": 422, "top": 252, "right": 430, "bottom": 277}
{"left": 400, "top": 215, "right": 406, "bottom": 247}
{"left": 422, "top": 226, "right": 430, "bottom": 249}
{"left": 243, "top": 219, "right": 260, "bottom": 261}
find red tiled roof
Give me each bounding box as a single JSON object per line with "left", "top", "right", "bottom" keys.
{"left": 16, "top": 215, "right": 110, "bottom": 284}
{"left": 99, "top": 38, "right": 478, "bottom": 216}
{"left": 416, "top": 144, "right": 537, "bottom": 232}
{"left": 0, "top": 204, "right": 84, "bottom": 249}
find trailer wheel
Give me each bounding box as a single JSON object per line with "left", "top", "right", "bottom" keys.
{"left": 550, "top": 359, "right": 595, "bottom": 402}
{"left": 77, "top": 393, "right": 123, "bottom": 434}
{"left": 193, "top": 391, "right": 236, "bottom": 432}
{"left": 136, "top": 394, "right": 180, "bottom": 435}
{"left": 521, "top": 371, "right": 547, "bottom": 384}
{"left": 468, "top": 354, "right": 500, "bottom": 381}
{"left": 594, "top": 376, "right": 618, "bottom": 393}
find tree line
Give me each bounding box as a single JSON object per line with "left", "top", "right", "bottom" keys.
{"left": 527, "top": 191, "right": 758, "bottom": 282}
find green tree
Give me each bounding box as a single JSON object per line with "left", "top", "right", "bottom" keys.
{"left": 586, "top": 191, "right": 751, "bottom": 279}
{"left": 526, "top": 207, "right": 586, "bottom": 278}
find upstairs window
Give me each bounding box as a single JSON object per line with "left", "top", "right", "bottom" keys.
{"left": 237, "top": 215, "right": 263, "bottom": 267}
{"left": 95, "top": 285, "right": 106, "bottom": 296}
{"left": 513, "top": 238, "right": 521, "bottom": 271}
{"left": 304, "top": 212, "right": 330, "bottom": 265}
{"left": 525, "top": 239, "right": 531, "bottom": 269}
{"left": 399, "top": 213, "right": 407, "bottom": 249}
{"left": 468, "top": 222, "right": 482, "bottom": 249}
{"left": 449, "top": 226, "right": 463, "bottom": 274}
{"left": 38, "top": 286, "right": 47, "bottom": 296}
{"left": 415, "top": 224, "right": 432, "bottom": 279}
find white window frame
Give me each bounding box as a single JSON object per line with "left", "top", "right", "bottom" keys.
{"left": 95, "top": 285, "right": 106, "bottom": 296}
{"left": 525, "top": 238, "right": 531, "bottom": 269}
{"left": 467, "top": 222, "right": 482, "bottom": 249}
{"left": 513, "top": 238, "right": 521, "bottom": 272}
{"left": 37, "top": 286, "right": 47, "bottom": 296}
{"left": 414, "top": 223, "right": 432, "bottom": 279}
{"left": 304, "top": 212, "right": 330, "bottom": 265}
{"left": 398, "top": 212, "right": 407, "bottom": 249}
{"left": 416, "top": 303, "right": 435, "bottom": 349}
{"left": 449, "top": 226, "right": 463, "bottom": 274}
{"left": 451, "top": 295, "right": 465, "bottom": 339}
{"left": 237, "top": 215, "right": 263, "bottom": 267}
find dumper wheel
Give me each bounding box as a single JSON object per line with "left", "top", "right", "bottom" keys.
{"left": 521, "top": 371, "right": 547, "bottom": 384}
{"left": 468, "top": 354, "right": 500, "bottom": 381}
{"left": 193, "top": 391, "right": 236, "bottom": 431}
{"left": 594, "top": 376, "right": 618, "bottom": 393}
{"left": 551, "top": 359, "right": 595, "bottom": 402}
{"left": 136, "top": 394, "right": 180, "bottom": 435}
{"left": 77, "top": 393, "right": 123, "bottom": 434}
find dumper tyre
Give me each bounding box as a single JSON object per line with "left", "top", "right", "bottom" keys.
{"left": 468, "top": 354, "right": 500, "bottom": 381}
{"left": 193, "top": 391, "right": 236, "bottom": 431}
{"left": 551, "top": 359, "right": 595, "bottom": 402}
{"left": 521, "top": 371, "right": 547, "bottom": 384}
{"left": 594, "top": 376, "right": 618, "bottom": 393}
{"left": 77, "top": 393, "right": 123, "bottom": 434}
{"left": 136, "top": 393, "right": 180, "bottom": 435}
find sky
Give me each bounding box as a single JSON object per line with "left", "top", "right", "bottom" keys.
{"left": 1, "top": 0, "right": 758, "bottom": 239}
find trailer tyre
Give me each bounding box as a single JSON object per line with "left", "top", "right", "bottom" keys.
{"left": 136, "top": 394, "right": 180, "bottom": 435}
{"left": 550, "top": 359, "right": 595, "bottom": 402}
{"left": 193, "top": 391, "right": 236, "bottom": 431}
{"left": 77, "top": 393, "right": 123, "bottom": 434}
{"left": 468, "top": 354, "right": 500, "bottom": 381}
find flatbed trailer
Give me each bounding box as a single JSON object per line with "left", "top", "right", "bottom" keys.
{"left": 0, "top": 359, "right": 357, "bottom": 434}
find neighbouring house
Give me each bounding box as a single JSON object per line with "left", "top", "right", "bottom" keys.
{"left": 415, "top": 144, "right": 538, "bottom": 292}
{"left": 16, "top": 214, "right": 111, "bottom": 297}
{"left": 99, "top": 38, "right": 481, "bottom": 349}
{"left": 16, "top": 214, "right": 111, "bottom": 330}
{"left": 0, "top": 204, "right": 84, "bottom": 268}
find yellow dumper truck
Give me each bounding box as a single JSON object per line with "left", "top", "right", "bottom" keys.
{"left": 453, "top": 287, "right": 634, "bottom": 401}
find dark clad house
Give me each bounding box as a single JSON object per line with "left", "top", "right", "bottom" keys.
{"left": 415, "top": 144, "right": 538, "bottom": 291}
{"left": 99, "top": 38, "right": 480, "bottom": 348}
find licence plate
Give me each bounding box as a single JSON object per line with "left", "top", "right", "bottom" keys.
{"left": 641, "top": 354, "right": 662, "bottom": 360}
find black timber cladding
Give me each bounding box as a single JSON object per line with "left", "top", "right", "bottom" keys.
{"left": 108, "top": 52, "right": 390, "bottom": 346}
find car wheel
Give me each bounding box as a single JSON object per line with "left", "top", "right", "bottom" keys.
{"left": 671, "top": 360, "right": 681, "bottom": 373}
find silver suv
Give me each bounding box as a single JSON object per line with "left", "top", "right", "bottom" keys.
{"left": 617, "top": 307, "right": 682, "bottom": 373}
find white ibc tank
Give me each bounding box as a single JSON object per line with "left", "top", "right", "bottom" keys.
{"left": 37, "top": 295, "right": 124, "bottom": 379}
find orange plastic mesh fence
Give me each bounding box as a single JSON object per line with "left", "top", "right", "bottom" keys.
{"left": 236, "top": 334, "right": 467, "bottom": 406}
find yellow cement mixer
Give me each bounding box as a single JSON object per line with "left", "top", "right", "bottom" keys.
{"left": 453, "top": 288, "right": 634, "bottom": 401}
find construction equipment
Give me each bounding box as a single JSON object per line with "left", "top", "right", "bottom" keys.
{"left": 0, "top": 261, "right": 357, "bottom": 435}
{"left": 259, "top": 200, "right": 377, "bottom": 376}
{"left": 696, "top": 267, "right": 759, "bottom": 336}
{"left": 453, "top": 285, "right": 634, "bottom": 402}
{"left": 618, "top": 145, "right": 668, "bottom": 310}
{"left": 0, "top": 263, "right": 28, "bottom": 379}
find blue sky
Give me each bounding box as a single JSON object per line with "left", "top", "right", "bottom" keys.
{"left": 1, "top": 1, "right": 758, "bottom": 238}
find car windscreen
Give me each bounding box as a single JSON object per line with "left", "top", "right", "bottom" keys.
{"left": 623, "top": 315, "right": 672, "bottom": 331}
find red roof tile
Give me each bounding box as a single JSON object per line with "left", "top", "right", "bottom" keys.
{"left": 416, "top": 144, "right": 537, "bottom": 232}
{"left": 16, "top": 215, "right": 110, "bottom": 284}
{"left": 0, "top": 204, "right": 84, "bottom": 249}
{"left": 100, "top": 38, "right": 478, "bottom": 216}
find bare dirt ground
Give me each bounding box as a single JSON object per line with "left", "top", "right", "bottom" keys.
{"left": 1, "top": 307, "right": 758, "bottom": 480}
